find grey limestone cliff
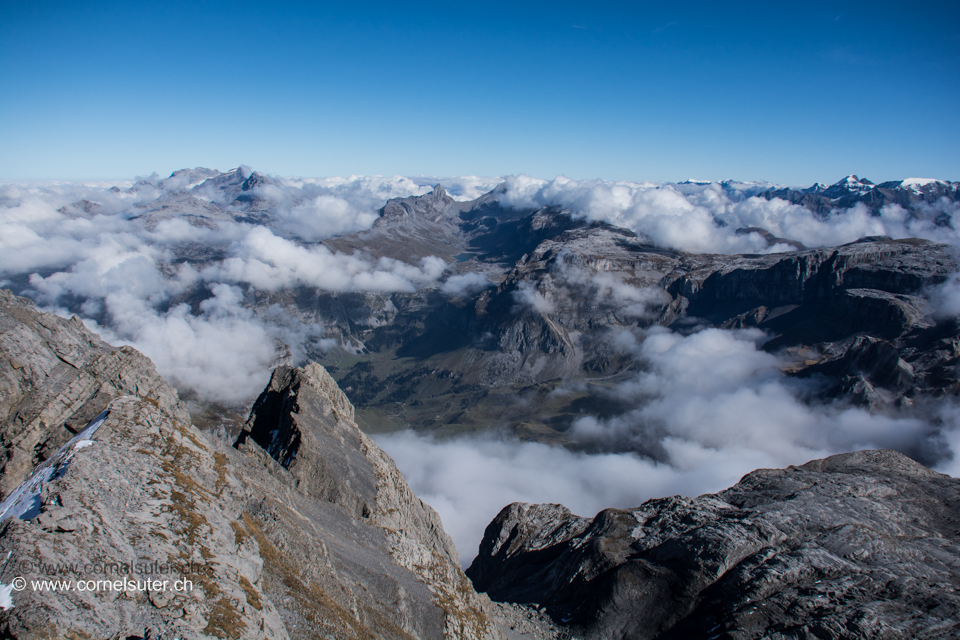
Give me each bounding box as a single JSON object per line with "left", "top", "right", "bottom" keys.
{"left": 234, "top": 363, "right": 498, "bottom": 639}
{"left": 323, "top": 215, "right": 959, "bottom": 437}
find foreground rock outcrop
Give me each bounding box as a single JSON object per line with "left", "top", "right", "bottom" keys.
{"left": 0, "top": 288, "right": 187, "bottom": 498}
{"left": 467, "top": 450, "right": 960, "bottom": 639}
{"left": 0, "top": 290, "right": 498, "bottom": 639}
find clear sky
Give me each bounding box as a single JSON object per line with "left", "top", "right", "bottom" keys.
{"left": 2, "top": 0, "right": 958, "bottom": 185}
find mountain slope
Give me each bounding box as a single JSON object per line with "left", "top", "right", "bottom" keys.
{"left": 0, "top": 290, "right": 499, "bottom": 639}
{"left": 760, "top": 175, "right": 960, "bottom": 217}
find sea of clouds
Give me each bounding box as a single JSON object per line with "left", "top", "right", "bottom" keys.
{"left": 2, "top": 168, "right": 959, "bottom": 564}
{"left": 378, "top": 325, "right": 954, "bottom": 564}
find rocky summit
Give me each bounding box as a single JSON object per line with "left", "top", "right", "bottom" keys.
{"left": 467, "top": 450, "right": 960, "bottom": 639}
{"left": 0, "top": 290, "right": 499, "bottom": 639}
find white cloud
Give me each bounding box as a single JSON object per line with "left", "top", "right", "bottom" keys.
{"left": 440, "top": 272, "right": 492, "bottom": 297}
{"left": 431, "top": 176, "right": 503, "bottom": 201}
{"left": 375, "top": 427, "right": 788, "bottom": 566}
{"left": 261, "top": 174, "right": 435, "bottom": 242}
{"left": 0, "top": 175, "right": 449, "bottom": 405}
{"left": 927, "top": 270, "right": 960, "bottom": 319}
{"left": 205, "top": 227, "right": 447, "bottom": 293}
{"left": 551, "top": 256, "right": 672, "bottom": 319}
{"left": 273, "top": 194, "right": 379, "bottom": 242}
{"left": 569, "top": 328, "right": 934, "bottom": 458}
{"left": 75, "top": 283, "right": 334, "bottom": 406}
{"left": 496, "top": 175, "right": 960, "bottom": 254}
{"left": 512, "top": 280, "right": 556, "bottom": 314}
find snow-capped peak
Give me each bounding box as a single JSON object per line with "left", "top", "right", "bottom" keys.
{"left": 841, "top": 175, "right": 873, "bottom": 186}
{"left": 901, "top": 177, "right": 942, "bottom": 188}
{"left": 828, "top": 175, "right": 874, "bottom": 195}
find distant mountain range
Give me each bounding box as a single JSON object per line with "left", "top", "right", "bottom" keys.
{"left": 29, "top": 167, "right": 960, "bottom": 449}
{"left": 758, "top": 175, "right": 960, "bottom": 217}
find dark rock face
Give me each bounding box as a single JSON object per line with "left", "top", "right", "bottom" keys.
{"left": 0, "top": 291, "right": 498, "bottom": 639}
{"left": 467, "top": 450, "right": 960, "bottom": 639}
{"left": 236, "top": 365, "right": 379, "bottom": 519}
{"left": 669, "top": 240, "right": 959, "bottom": 407}
{"left": 673, "top": 238, "right": 951, "bottom": 314}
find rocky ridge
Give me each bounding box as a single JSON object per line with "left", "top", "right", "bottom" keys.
{"left": 0, "top": 290, "right": 501, "bottom": 639}
{"left": 466, "top": 450, "right": 960, "bottom": 639}
{"left": 0, "top": 287, "right": 188, "bottom": 498}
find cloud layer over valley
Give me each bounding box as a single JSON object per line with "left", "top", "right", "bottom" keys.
{"left": 377, "top": 325, "right": 957, "bottom": 565}
{"left": 1, "top": 171, "right": 454, "bottom": 403}
{"left": 3, "top": 167, "right": 960, "bottom": 565}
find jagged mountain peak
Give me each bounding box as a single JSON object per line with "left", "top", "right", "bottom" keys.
{"left": 825, "top": 175, "right": 875, "bottom": 196}
{"left": 0, "top": 290, "right": 499, "bottom": 638}
{"left": 194, "top": 165, "right": 255, "bottom": 191}
{"left": 879, "top": 177, "right": 952, "bottom": 194}
{"left": 157, "top": 167, "right": 221, "bottom": 192}
{"left": 461, "top": 181, "right": 508, "bottom": 209}
{"left": 760, "top": 172, "right": 958, "bottom": 216}
{"left": 467, "top": 448, "right": 960, "bottom": 638}
{"left": 167, "top": 166, "right": 218, "bottom": 179}
{"left": 374, "top": 182, "right": 460, "bottom": 228}
{"left": 837, "top": 174, "right": 874, "bottom": 186}
{"left": 241, "top": 170, "right": 270, "bottom": 191}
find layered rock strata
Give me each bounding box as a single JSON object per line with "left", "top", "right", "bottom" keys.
{"left": 311, "top": 187, "right": 959, "bottom": 434}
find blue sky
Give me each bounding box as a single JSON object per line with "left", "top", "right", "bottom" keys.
{"left": 1, "top": 1, "right": 958, "bottom": 184}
